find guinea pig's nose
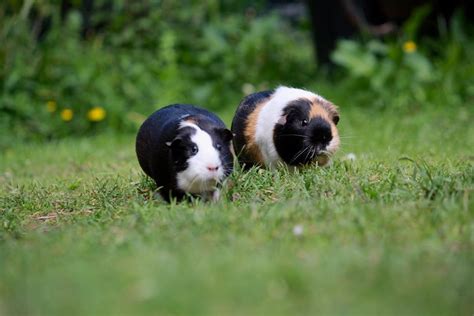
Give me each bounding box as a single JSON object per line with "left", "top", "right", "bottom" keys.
{"left": 207, "top": 165, "right": 219, "bottom": 172}
{"left": 311, "top": 117, "right": 332, "bottom": 144}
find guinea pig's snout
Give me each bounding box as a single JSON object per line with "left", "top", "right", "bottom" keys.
{"left": 310, "top": 117, "right": 332, "bottom": 148}
{"left": 207, "top": 165, "right": 219, "bottom": 172}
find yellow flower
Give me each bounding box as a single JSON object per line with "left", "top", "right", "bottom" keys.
{"left": 403, "top": 41, "right": 417, "bottom": 53}
{"left": 46, "top": 101, "right": 57, "bottom": 113}
{"left": 60, "top": 109, "right": 74, "bottom": 122}
{"left": 87, "top": 106, "right": 106, "bottom": 122}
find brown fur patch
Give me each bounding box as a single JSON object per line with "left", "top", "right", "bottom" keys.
{"left": 312, "top": 98, "right": 339, "bottom": 124}
{"left": 183, "top": 117, "right": 197, "bottom": 124}
{"left": 243, "top": 102, "right": 266, "bottom": 165}
{"left": 309, "top": 102, "right": 330, "bottom": 120}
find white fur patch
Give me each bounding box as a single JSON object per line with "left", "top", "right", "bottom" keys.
{"left": 176, "top": 122, "right": 223, "bottom": 194}
{"left": 254, "top": 86, "right": 327, "bottom": 167}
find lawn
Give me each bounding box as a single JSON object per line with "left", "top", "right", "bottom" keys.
{"left": 1, "top": 104, "right": 473, "bottom": 315}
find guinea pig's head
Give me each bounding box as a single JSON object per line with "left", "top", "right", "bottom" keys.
{"left": 273, "top": 97, "right": 340, "bottom": 166}
{"left": 167, "top": 120, "right": 234, "bottom": 194}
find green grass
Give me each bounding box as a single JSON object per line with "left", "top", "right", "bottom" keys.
{"left": 1, "top": 105, "right": 473, "bottom": 315}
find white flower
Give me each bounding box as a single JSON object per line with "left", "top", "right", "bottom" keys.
{"left": 292, "top": 224, "right": 304, "bottom": 236}
{"left": 345, "top": 153, "right": 357, "bottom": 161}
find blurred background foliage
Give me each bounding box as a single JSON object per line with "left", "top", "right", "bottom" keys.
{"left": 332, "top": 8, "right": 474, "bottom": 111}
{"left": 0, "top": 0, "right": 473, "bottom": 149}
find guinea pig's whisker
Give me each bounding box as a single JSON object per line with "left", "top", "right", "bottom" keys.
{"left": 289, "top": 149, "right": 305, "bottom": 164}
{"left": 188, "top": 174, "right": 202, "bottom": 189}
{"left": 319, "top": 150, "right": 332, "bottom": 157}
{"left": 333, "top": 148, "right": 348, "bottom": 156}
{"left": 307, "top": 145, "right": 319, "bottom": 162}
{"left": 276, "top": 134, "right": 308, "bottom": 139}
{"left": 295, "top": 147, "right": 311, "bottom": 162}
{"left": 304, "top": 147, "right": 313, "bottom": 162}
{"left": 290, "top": 145, "right": 311, "bottom": 164}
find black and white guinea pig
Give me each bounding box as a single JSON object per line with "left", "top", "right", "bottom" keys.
{"left": 136, "top": 104, "right": 234, "bottom": 202}
{"left": 231, "top": 86, "right": 340, "bottom": 169}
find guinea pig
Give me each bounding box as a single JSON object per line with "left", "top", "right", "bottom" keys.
{"left": 231, "top": 86, "right": 340, "bottom": 169}
{"left": 136, "top": 104, "right": 234, "bottom": 202}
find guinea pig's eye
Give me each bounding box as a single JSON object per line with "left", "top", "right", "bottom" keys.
{"left": 301, "top": 119, "right": 309, "bottom": 127}
{"left": 191, "top": 145, "right": 198, "bottom": 154}
{"left": 216, "top": 144, "right": 222, "bottom": 151}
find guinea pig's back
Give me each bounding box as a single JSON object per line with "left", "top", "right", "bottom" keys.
{"left": 231, "top": 90, "right": 274, "bottom": 165}
{"left": 136, "top": 109, "right": 170, "bottom": 178}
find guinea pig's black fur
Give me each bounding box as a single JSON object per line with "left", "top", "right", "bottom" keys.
{"left": 136, "top": 104, "right": 234, "bottom": 202}
{"left": 231, "top": 86, "right": 340, "bottom": 169}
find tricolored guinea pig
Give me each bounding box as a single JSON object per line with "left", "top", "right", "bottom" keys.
{"left": 136, "top": 104, "right": 234, "bottom": 202}
{"left": 231, "top": 86, "right": 340, "bottom": 169}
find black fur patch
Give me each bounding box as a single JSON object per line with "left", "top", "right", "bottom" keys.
{"left": 168, "top": 126, "right": 196, "bottom": 173}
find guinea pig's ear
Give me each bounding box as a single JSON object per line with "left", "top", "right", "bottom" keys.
{"left": 166, "top": 138, "right": 183, "bottom": 148}
{"left": 327, "top": 103, "right": 339, "bottom": 125}
{"left": 215, "top": 128, "right": 233, "bottom": 143}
